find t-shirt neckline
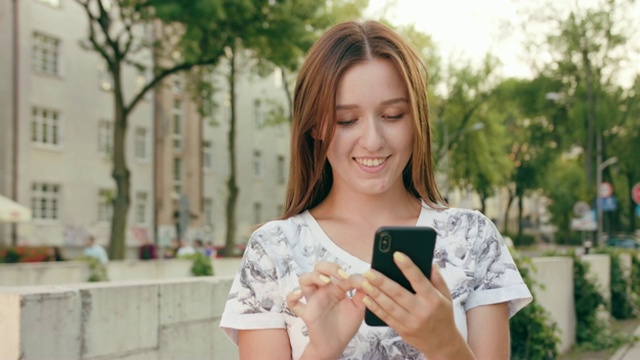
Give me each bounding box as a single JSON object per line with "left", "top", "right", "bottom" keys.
{"left": 300, "top": 200, "right": 430, "bottom": 272}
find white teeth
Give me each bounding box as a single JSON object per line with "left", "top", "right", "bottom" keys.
{"left": 356, "top": 158, "right": 385, "bottom": 167}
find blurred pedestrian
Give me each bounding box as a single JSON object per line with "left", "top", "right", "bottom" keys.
{"left": 83, "top": 235, "right": 109, "bottom": 264}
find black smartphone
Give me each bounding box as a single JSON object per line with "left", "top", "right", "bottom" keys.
{"left": 364, "top": 226, "right": 437, "bottom": 327}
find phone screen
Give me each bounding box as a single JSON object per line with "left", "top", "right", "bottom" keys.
{"left": 365, "top": 226, "right": 437, "bottom": 327}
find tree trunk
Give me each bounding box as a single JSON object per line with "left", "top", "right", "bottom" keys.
{"left": 517, "top": 194, "right": 524, "bottom": 242}
{"left": 503, "top": 188, "right": 515, "bottom": 235}
{"left": 109, "top": 65, "right": 130, "bottom": 260}
{"left": 220, "top": 46, "right": 240, "bottom": 257}
{"left": 280, "top": 67, "right": 293, "bottom": 123}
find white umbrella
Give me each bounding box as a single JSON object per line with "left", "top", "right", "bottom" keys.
{"left": 0, "top": 194, "right": 32, "bottom": 222}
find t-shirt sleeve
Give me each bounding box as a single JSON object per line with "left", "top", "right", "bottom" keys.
{"left": 465, "top": 213, "right": 532, "bottom": 317}
{"left": 220, "top": 234, "right": 287, "bottom": 344}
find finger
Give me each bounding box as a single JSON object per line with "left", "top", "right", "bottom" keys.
{"left": 298, "top": 271, "right": 332, "bottom": 294}
{"left": 359, "top": 276, "right": 414, "bottom": 326}
{"left": 314, "top": 262, "right": 351, "bottom": 282}
{"left": 286, "top": 289, "right": 305, "bottom": 316}
{"left": 313, "top": 262, "right": 353, "bottom": 294}
{"left": 429, "top": 263, "right": 452, "bottom": 300}
{"left": 393, "top": 251, "right": 434, "bottom": 297}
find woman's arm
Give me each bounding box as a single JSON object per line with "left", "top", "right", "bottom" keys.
{"left": 466, "top": 302, "right": 510, "bottom": 360}
{"left": 238, "top": 329, "right": 292, "bottom": 360}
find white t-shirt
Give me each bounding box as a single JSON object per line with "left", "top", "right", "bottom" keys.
{"left": 220, "top": 204, "right": 532, "bottom": 359}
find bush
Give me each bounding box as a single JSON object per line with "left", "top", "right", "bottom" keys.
{"left": 180, "top": 252, "right": 214, "bottom": 276}
{"left": 596, "top": 248, "right": 637, "bottom": 320}
{"left": 510, "top": 253, "right": 560, "bottom": 359}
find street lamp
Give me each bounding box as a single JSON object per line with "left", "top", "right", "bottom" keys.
{"left": 442, "top": 122, "right": 485, "bottom": 202}
{"left": 596, "top": 154, "right": 617, "bottom": 245}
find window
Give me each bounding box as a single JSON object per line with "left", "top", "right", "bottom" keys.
{"left": 203, "top": 198, "right": 213, "bottom": 226}
{"left": 172, "top": 99, "right": 183, "bottom": 151}
{"left": 97, "top": 189, "right": 113, "bottom": 222}
{"left": 277, "top": 155, "right": 286, "bottom": 185}
{"left": 31, "top": 183, "right": 60, "bottom": 220}
{"left": 32, "top": 32, "right": 60, "bottom": 75}
{"left": 254, "top": 99, "right": 264, "bottom": 128}
{"left": 31, "top": 107, "right": 61, "bottom": 146}
{"left": 203, "top": 140, "right": 213, "bottom": 171}
{"left": 98, "top": 120, "right": 113, "bottom": 156}
{"left": 253, "top": 202, "right": 262, "bottom": 225}
{"left": 173, "top": 157, "right": 183, "bottom": 195}
{"left": 253, "top": 150, "right": 263, "bottom": 178}
{"left": 135, "top": 127, "right": 148, "bottom": 160}
{"left": 135, "top": 192, "right": 147, "bottom": 224}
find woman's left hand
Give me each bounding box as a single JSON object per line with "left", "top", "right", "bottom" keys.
{"left": 356, "top": 252, "right": 474, "bottom": 359}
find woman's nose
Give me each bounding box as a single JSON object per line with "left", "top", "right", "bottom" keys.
{"left": 358, "top": 117, "right": 385, "bottom": 150}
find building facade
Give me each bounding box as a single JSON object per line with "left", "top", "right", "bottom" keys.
{"left": 0, "top": 0, "right": 290, "bottom": 252}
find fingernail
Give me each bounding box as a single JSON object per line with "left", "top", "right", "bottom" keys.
{"left": 292, "top": 289, "right": 302, "bottom": 296}
{"left": 362, "top": 296, "right": 373, "bottom": 307}
{"left": 363, "top": 281, "right": 374, "bottom": 293}
{"left": 319, "top": 274, "right": 331, "bottom": 284}
{"left": 393, "top": 252, "right": 406, "bottom": 263}
{"left": 338, "top": 269, "right": 349, "bottom": 280}
{"left": 364, "top": 271, "right": 376, "bottom": 281}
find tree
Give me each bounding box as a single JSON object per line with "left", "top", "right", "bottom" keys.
{"left": 76, "top": 0, "right": 238, "bottom": 259}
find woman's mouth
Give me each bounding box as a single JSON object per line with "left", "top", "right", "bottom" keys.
{"left": 354, "top": 157, "right": 388, "bottom": 167}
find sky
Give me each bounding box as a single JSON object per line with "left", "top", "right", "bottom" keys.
{"left": 365, "top": 0, "right": 640, "bottom": 83}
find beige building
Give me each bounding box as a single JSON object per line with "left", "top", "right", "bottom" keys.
{"left": 0, "top": 0, "right": 290, "bottom": 252}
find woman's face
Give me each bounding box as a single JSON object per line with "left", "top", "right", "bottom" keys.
{"left": 327, "top": 57, "right": 414, "bottom": 197}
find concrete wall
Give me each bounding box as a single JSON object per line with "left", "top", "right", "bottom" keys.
{"left": 0, "top": 277, "right": 238, "bottom": 360}
{"left": 0, "top": 254, "right": 633, "bottom": 358}
{"left": 0, "top": 258, "right": 241, "bottom": 286}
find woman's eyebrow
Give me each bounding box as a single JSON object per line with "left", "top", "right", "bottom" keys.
{"left": 380, "top": 97, "right": 408, "bottom": 105}
{"left": 336, "top": 98, "right": 408, "bottom": 110}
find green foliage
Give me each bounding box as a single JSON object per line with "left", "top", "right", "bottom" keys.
{"left": 3, "top": 248, "right": 21, "bottom": 263}
{"left": 507, "top": 233, "right": 536, "bottom": 247}
{"left": 510, "top": 253, "right": 560, "bottom": 359}
{"left": 631, "top": 254, "right": 640, "bottom": 302}
{"left": 181, "top": 252, "right": 214, "bottom": 276}
{"left": 596, "top": 248, "right": 638, "bottom": 319}
{"left": 570, "top": 252, "right": 630, "bottom": 350}
{"left": 81, "top": 256, "right": 109, "bottom": 282}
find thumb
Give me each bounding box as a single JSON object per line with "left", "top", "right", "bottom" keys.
{"left": 430, "top": 264, "right": 452, "bottom": 300}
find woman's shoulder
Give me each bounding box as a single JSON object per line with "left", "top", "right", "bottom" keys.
{"left": 248, "top": 213, "right": 309, "bottom": 245}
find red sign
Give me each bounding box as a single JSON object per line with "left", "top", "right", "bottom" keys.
{"left": 632, "top": 183, "right": 640, "bottom": 204}
{"left": 599, "top": 182, "right": 614, "bottom": 198}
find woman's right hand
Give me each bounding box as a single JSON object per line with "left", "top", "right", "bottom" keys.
{"left": 286, "top": 262, "right": 366, "bottom": 360}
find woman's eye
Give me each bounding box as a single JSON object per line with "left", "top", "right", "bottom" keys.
{"left": 337, "top": 119, "right": 357, "bottom": 126}
{"left": 385, "top": 113, "right": 405, "bottom": 120}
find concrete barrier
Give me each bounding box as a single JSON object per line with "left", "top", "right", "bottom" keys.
{"left": 0, "top": 277, "right": 239, "bottom": 360}
{"left": 2, "top": 253, "right": 634, "bottom": 358}
{"left": 530, "top": 256, "right": 576, "bottom": 353}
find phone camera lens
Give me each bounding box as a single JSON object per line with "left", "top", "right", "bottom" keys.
{"left": 380, "top": 233, "right": 392, "bottom": 252}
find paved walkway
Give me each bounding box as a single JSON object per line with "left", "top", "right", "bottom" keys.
{"left": 611, "top": 324, "right": 640, "bottom": 360}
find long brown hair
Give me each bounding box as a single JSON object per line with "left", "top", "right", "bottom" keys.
{"left": 282, "top": 20, "right": 444, "bottom": 219}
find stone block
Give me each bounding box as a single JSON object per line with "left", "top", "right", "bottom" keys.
{"left": 158, "top": 321, "right": 216, "bottom": 360}
{"left": 80, "top": 283, "right": 159, "bottom": 358}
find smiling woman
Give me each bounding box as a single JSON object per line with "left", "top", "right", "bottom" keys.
{"left": 219, "top": 20, "right": 531, "bottom": 360}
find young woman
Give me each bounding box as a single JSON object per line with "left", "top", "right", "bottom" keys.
{"left": 220, "top": 20, "right": 532, "bottom": 359}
